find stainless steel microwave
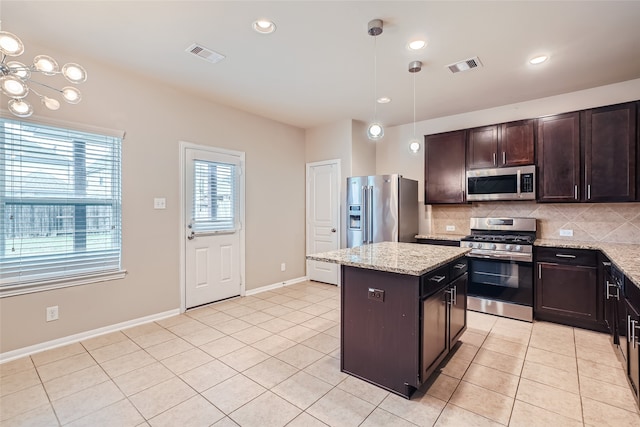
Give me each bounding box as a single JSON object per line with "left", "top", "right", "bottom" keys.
{"left": 466, "top": 165, "right": 536, "bottom": 201}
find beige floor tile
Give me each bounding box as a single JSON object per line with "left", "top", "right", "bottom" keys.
{"left": 243, "top": 299, "right": 278, "bottom": 312}
{"left": 452, "top": 342, "right": 480, "bottom": 362}
{"left": 307, "top": 387, "right": 375, "bottom": 427}
{"left": 528, "top": 333, "right": 576, "bottom": 357}
{"left": 301, "top": 317, "right": 337, "bottom": 332}
{"left": 52, "top": 380, "right": 124, "bottom": 425}
{"left": 360, "top": 407, "right": 416, "bottom": 427}
{"left": 155, "top": 314, "right": 193, "bottom": 329}
{"left": 129, "top": 329, "right": 177, "bottom": 349}
{"left": 462, "top": 363, "right": 519, "bottom": 397}
{"left": 265, "top": 295, "right": 295, "bottom": 305}
{"left": 31, "top": 343, "right": 86, "bottom": 367}
{"left": 449, "top": 381, "right": 513, "bottom": 425}
{"left": 66, "top": 398, "right": 144, "bottom": 427}
{"left": 304, "top": 355, "right": 348, "bottom": 386}
{"left": 148, "top": 394, "right": 225, "bottom": 427}
{"left": 0, "top": 367, "right": 40, "bottom": 397}
{"left": 229, "top": 390, "right": 301, "bottom": 427}
{"left": 472, "top": 348, "right": 524, "bottom": 376}
{"left": 286, "top": 412, "right": 329, "bottom": 427}
{"left": 198, "top": 311, "right": 235, "bottom": 327}
{"left": 166, "top": 319, "right": 210, "bottom": 337}
{"left": 122, "top": 322, "right": 165, "bottom": 338}
{"left": 36, "top": 352, "right": 96, "bottom": 382}
{"left": 532, "top": 321, "right": 574, "bottom": 339}
{"left": 179, "top": 360, "right": 237, "bottom": 393}
{"left": 299, "top": 303, "right": 333, "bottom": 317}
{"left": 579, "top": 375, "right": 638, "bottom": 411}
{"left": 487, "top": 328, "right": 530, "bottom": 346}
{"left": 324, "top": 324, "right": 341, "bottom": 339}
{"left": 271, "top": 371, "right": 333, "bottom": 410}
{"left": 212, "top": 318, "right": 253, "bottom": 335}
{"left": 89, "top": 339, "right": 140, "bottom": 364}
{"left": 0, "top": 384, "right": 49, "bottom": 422}
{"left": 379, "top": 390, "right": 446, "bottom": 427}
{"left": 81, "top": 331, "right": 129, "bottom": 351}
{"left": 230, "top": 325, "right": 273, "bottom": 344}
{"left": 425, "top": 372, "right": 460, "bottom": 402}
{"left": 260, "top": 317, "right": 298, "bottom": 333}
{"left": 575, "top": 344, "right": 622, "bottom": 368}
{"left": 251, "top": 334, "right": 297, "bottom": 356}
{"left": 239, "top": 310, "right": 276, "bottom": 325}
{"left": 200, "top": 336, "right": 246, "bottom": 359}
{"left": 301, "top": 333, "right": 340, "bottom": 355}
{"left": 509, "top": 400, "right": 583, "bottom": 427}
{"left": 439, "top": 352, "right": 472, "bottom": 379}
{"left": 275, "top": 344, "right": 324, "bottom": 369}
{"left": 100, "top": 349, "right": 156, "bottom": 378}
{"left": 129, "top": 377, "right": 196, "bottom": 419}
{"left": 481, "top": 335, "right": 528, "bottom": 359}
{"left": 160, "top": 347, "right": 213, "bottom": 375}
{"left": 262, "top": 304, "right": 295, "bottom": 317}
{"left": 181, "top": 326, "right": 226, "bottom": 347}
{"left": 221, "top": 304, "right": 257, "bottom": 318}
{"left": 242, "top": 357, "right": 298, "bottom": 389}
{"left": 520, "top": 360, "right": 579, "bottom": 393}
{"left": 337, "top": 375, "right": 390, "bottom": 406}
{"left": 577, "top": 357, "right": 629, "bottom": 388}
{"left": 0, "top": 403, "right": 58, "bottom": 427}
{"left": 435, "top": 403, "right": 504, "bottom": 427}
{"left": 466, "top": 311, "right": 497, "bottom": 332}
{"left": 0, "top": 357, "right": 34, "bottom": 378}
{"left": 113, "top": 362, "right": 175, "bottom": 396}
{"left": 145, "top": 337, "right": 194, "bottom": 360}
{"left": 459, "top": 330, "right": 487, "bottom": 347}
{"left": 279, "top": 325, "right": 321, "bottom": 343}
{"left": 279, "top": 310, "right": 316, "bottom": 324}
{"left": 524, "top": 346, "right": 577, "bottom": 373}
{"left": 282, "top": 299, "right": 313, "bottom": 311}
{"left": 218, "top": 346, "right": 270, "bottom": 372}
{"left": 184, "top": 305, "right": 217, "bottom": 320}
{"left": 581, "top": 396, "right": 640, "bottom": 426}
{"left": 515, "top": 378, "right": 582, "bottom": 422}
{"left": 202, "top": 374, "right": 266, "bottom": 414}
{"left": 43, "top": 365, "right": 109, "bottom": 401}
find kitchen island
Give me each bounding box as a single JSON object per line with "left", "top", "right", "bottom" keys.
{"left": 307, "top": 242, "right": 470, "bottom": 398}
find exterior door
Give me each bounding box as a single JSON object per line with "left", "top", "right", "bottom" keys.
{"left": 185, "top": 146, "right": 243, "bottom": 308}
{"left": 306, "top": 160, "right": 340, "bottom": 285}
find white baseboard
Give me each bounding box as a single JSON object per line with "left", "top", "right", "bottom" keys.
{"left": 244, "top": 276, "right": 309, "bottom": 296}
{"left": 0, "top": 308, "right": 180, "bottom": 364}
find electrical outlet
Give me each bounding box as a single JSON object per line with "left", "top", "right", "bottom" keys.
{"left": 280, "top": 263, "right": 286, "bottom": 272}
{"left": 367, "top": 288, "right": 385, "bottom": 302}
{"left": 153, "top": 198, "right": 166, "bottom": 209}
{"left": 445, "top": 225, "right": 456, "bottom": 232}
{"left": 46, "top": 306, "right": 59, "bottom": 322}
{"left": 559, "top": 229, "right": 574, "bottom": 237}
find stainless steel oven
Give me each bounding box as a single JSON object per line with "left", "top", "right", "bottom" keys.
{"left": 461, "top": 217, "right": 536, "bottom": 322}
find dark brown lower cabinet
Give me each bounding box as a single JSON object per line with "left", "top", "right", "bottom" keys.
{"left": 624, "top": 279, "right": 640, "bottom": 408}
{"left": 341, "top": 258, "right": 467, "bottom": 399}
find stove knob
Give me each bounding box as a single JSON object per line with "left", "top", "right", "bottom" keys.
{"left": 515, "top": 245, "right": 522, "bottom": 251}
{"left": 489, "top": 244, "right": 497, "bottom": 250}
{"left": 466, "top": 242, "right": 473, "bottom": 248}
{"left": 476, "top": 243, "right": 483, "bottom": 249}
{"left": 505, "top": 244, "right": 512, "bottom": 251}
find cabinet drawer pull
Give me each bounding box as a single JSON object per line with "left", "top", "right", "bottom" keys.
{"left": 429, "top": 275, "right": 446, "bottom": 283}
{"left": 502, "top": 152, "right": 506, "bottom": 164}
{"left": 555, "top": 254, "right": 576, "bottom": 259}
{"left": 574, "top": 185, "right": 578, "bottom": 200}
{"left": 587, "top": 184, "right": 591, "bottom": 200}
{"left": 493, "top": 152, "right": 497, "bottom": 166}
{"left": 454, "top": 263, "right": 466, "bottom": 270}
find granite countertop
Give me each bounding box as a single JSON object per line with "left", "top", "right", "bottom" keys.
{"left": 415, "top": 234, "right": 465, "bottom": 242}
{"left": 306, "top": 241, "right": 470, "bottom": 276}
{"left": 535, "top": 239, "right": 640, "bottom": 289}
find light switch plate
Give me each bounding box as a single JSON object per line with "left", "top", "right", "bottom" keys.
{"left": 445, "top": 225, "right": 456, "bottom": 231}
{"left": 154, "top": 198, "right": 166, "bottom": 209}
{"left": 559, "top": 229, "right": 573, "bottom": 237}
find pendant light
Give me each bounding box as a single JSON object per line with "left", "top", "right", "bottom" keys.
{"left": 408, "top": 60, "right": 422, "bottom": 154}
{"left": 367, "top": 19, "right": 384, "bottom": 140}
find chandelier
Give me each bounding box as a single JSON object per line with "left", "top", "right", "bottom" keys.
{"left": 0, "top": 31, "right": 87, "bottom": 118}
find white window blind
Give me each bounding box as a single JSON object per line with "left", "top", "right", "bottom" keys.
{"left": 192, "top": 159, "right": 238, "bottom": 233}
{"left": 0, "top": 117, "right": 122, "bottom": 293}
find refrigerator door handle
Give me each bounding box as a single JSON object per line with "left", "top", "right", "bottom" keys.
{"left": 361, "top": 186, "right": 367, "bottom": 245}
{"left": 368, "top": 186, "right": 374, "bottom": 243}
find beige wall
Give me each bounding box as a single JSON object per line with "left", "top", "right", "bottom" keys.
{"left": 0, "top": 43, "right": 305, "bottom": 353}
{"left": 351, "top": 120, "right": 376, "bottom": 177}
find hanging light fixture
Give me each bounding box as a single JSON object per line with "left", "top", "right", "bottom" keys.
{"left": 408, "top": 60, "right": 422, "bottom": 154}
{"left": 0, "top": 30, "right": 87, "bottom": 118}
{"left": 366, "top": 19, "right": 384, "bottom": 141}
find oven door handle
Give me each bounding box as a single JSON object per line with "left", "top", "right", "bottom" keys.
{"left": 467, "top": 252, "right": 532, "bottom": 261}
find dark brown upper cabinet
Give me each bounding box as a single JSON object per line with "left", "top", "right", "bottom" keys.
{"left": 583, "top": 102, "right": 637, "bottom": 202}
{"left": 536, "top": 112, "right": 581, "bottom": 202}
{"left": 424, "top": 130, "right": 467, "bottom": 204}
{"left": 467, "top": 120, "right": 534, "bottom": 169}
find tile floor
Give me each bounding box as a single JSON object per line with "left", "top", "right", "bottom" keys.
{"left": 1, "top": 280, "right": 640, "bottom": 426}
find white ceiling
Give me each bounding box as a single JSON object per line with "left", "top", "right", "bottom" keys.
{"left": 3, "top": 1, "right": 640, "bottom": 129}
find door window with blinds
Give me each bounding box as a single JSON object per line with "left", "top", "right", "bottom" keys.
{"left": 192, "top": 159, "right": 239, "bottom": 234}
{"left": 0, "top": 117, "right": 123, "bottom": 295}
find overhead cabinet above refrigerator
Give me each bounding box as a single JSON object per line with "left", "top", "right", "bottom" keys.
{"left": 347, "top": 175, "right": 418, "bottom": 248}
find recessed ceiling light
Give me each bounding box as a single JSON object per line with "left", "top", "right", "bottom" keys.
{"left": 377, "top": 96, "right": 391, "bottom": 104}
{"left": 408, "top": 40, "right": 426, "bottom": 50}
{"left": 253, "top": 19, "right": 276, "bottom": 34}
{"left": 529, "top": 55, "right": 549, "bottom": 65}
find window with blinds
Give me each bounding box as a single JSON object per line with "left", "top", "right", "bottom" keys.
{"left": 192, "top": 159, "right": 238, "bottom": 233}
{"left": 0, "top": 117, "right": 123, "bottom": 294}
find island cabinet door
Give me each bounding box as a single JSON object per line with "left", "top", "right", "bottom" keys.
{"left": 421, "top": 286, "right": 448, "bottom": 381}
{"left": 448, "top": 273, "right": 468, "bottom": 348}
{"left": 341, "top": 267, "right": 420, "bottom": 397}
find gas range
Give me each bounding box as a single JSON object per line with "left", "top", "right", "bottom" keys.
{"left": 460, "top": 218, "right": 536, "bottom": 262}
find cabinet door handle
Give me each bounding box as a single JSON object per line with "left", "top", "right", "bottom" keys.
{"left": 628, "top": 315, "right": 633, "bottom": 344}
{"left": 632, "top": 319, "right": 638, "bottom": 349}
{"left": 454, "top": 263, "right": 466, "bottom": 270}
{"left": 538, "top": 264, "right": 542, "bottom": 279}
{"left": 574, "top": 185, "right": 578, "bottom": 200}
{"left": 429, "top": 275, "right": 446, "bottom": 283}
{"left": 587, "top": 184, "right": 591, "bottom": 200}
{"left": 555, "top": 254, "right": 576, "bottom": 259}
{"left": 493, "top": 152, "right": 497, "bottom": 166}
{"left": 453, "top": 285, "right": 457, "bottom": 305}
{"left": 502, "top": 151, "right": 506, "bottom": 165}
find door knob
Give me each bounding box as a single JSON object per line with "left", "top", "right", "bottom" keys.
{"left": 331, "top": 228, "right": 337, "bottom": 233}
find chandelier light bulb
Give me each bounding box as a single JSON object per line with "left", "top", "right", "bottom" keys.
{"left": 367, "top": 123, "right": 384, "bottom": 140}
{"left": 0, "top": 31, "right": 24, "bottom": 56}
{"left": 6, "top": 61, "right": 31, "bottom": 79}
{"left": 8, "top": 99, "right": 33, "bottom": 117}
{"left": 62, "top": 63, "right": 87, "bottom": 83}
{"left": 62, "top": 86, "right": 82, "bottom": 104}
{"left": 33, "top": 55, "right": 59, "bottom": 75}
{"left": 409, "top": 139, "right": 421, "bottom": 154}
{"left": 0, "top": 76, "right": 29, "bottom": 98}
{"left": 42, "top": 96, "right": 61, "bottom": 110}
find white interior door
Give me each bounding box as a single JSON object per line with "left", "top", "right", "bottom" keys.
{"left": 185, "top": 146, "right": 243, "bottom": 308}
{"left": 306, "top": 160, "right": 340, "bottom": 285}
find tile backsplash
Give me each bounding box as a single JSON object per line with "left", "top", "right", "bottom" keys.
{"left": 428, "top": 202, "right": 640, "bottom": 244}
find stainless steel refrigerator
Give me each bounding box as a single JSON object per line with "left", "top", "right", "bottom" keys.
{"left": 347, "top": 174, "right": 418, "bottom": 247}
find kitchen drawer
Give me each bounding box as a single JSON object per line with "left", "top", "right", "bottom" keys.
{"left": 536, "top": 247, "right": 598, "bottom": 266}
{"left": 449, "top": 258, "right": 468, "bottom": 279}
{"left": 421, "top": 265, "right": 449, "bottom": 297}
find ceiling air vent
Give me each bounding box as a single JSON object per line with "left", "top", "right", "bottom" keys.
{"left": 185, "top": 43, "right": 226, "bottom": 64}
{"left": 447, "top": 56, "right": 482, "bottom": 74}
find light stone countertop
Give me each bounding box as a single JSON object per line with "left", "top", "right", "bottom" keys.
{"left": 535, "top": 239, "right": 640, "bottom": 289}
{"left": 415, "top": 234, "right": 464, "bottom": 242}
{"left": 306, "top": 241, "right": 470, "bottom": 276}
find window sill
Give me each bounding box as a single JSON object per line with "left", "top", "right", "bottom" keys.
{"left": 0, "top": 270, "right": 128, "bottom": 298}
